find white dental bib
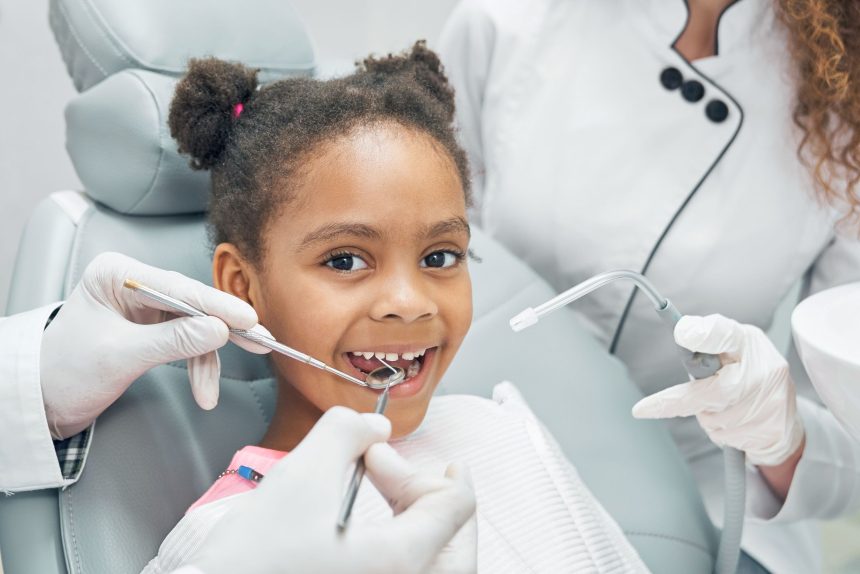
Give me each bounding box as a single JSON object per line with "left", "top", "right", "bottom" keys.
{"left": 143, "top": 383, "right": 649, "bottom": 573}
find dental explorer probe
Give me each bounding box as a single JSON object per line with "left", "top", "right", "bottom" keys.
{"left": 122, "top": 278, "right": 398, "bottom": 390}
{"left": 509, "top": 270, "right": 744, "bottom": 574}
{"left": 337, "top": 358, "right": 405, "bottom": 531}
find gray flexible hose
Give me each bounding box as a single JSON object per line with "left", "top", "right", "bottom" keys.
{"left": 512, "top": 270, "right": 747, "bottom": 573}
{"left": 717, "top": 447, "right": 746, "bottom": 574}
{"left": 660, "top": 300, "right": 746, "bottom": 574}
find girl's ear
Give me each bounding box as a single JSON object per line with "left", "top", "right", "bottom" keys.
{"left": 212, "top": 243, "right": 259, "bottom": 308}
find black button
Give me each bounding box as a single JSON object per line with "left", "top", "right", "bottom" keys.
{"left": 660, "top": 67, "right": 683, "bottom": 90}
{"left": 681, "top": 80, "right": 705, "bottom": 102}
{"left": 706, "top": 99, "right": 729, "bottom": 123}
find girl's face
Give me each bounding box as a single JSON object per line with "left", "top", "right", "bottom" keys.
{"left": 214, "top": 123, "right": 472, "bottom": 444}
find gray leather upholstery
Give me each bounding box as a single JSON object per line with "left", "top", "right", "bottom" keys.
{"left": 0, "top": 2, "right": 719, "bottom": 573}
{"left": 65, "top": 71, "right": 210, "bottom": 215}
{"left": 50, "top": 0, "right": 315, "bottom": 92}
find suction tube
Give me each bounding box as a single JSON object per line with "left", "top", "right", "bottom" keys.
{"left": 511, "top": 270, "right": 744, "bottom": 574}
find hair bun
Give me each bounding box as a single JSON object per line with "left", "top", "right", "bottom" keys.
{"left": 361, "top": 41, "right": 456, "bottom": 121}
{"left": 168, "top": 57, "right": 259, "bottom": 170}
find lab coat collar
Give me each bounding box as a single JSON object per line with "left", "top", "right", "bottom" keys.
{"left": 641, "top": 0, "right": 772, "bottom": 58}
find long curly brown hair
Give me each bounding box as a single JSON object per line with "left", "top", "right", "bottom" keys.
{"left": 777, "top": 0, "right": 860, "bottom": 227}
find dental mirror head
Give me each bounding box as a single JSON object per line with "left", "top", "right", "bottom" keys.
{"left": 365, "top": 366, "right": 406, "bottom": 390}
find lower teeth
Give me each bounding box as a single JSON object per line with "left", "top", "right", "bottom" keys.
{"left": 406, "top": 359, "right": 420, "bottom": 379}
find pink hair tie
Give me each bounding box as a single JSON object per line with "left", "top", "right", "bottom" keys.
{"left": 232, "top": 103, "right": 244, "bottom": 118}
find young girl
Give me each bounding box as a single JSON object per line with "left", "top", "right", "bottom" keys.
{"left": 142, "top": 43, "right": 649, "bottom": 573}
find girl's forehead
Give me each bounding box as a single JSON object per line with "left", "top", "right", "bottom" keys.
{"left": 291, "top": 125, "right": 465, "bottom": 213}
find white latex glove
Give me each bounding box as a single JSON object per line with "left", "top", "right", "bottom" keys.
{"left": 632, "top": 314, "right": 805, "bottom": 466}
{"left": 189, "top": 407, "right": 477, "bottom": 574}
{"left": 40, "top": 252, "right": 267, "bottom": 439}
{"left": 365, "top": 443, "right": 477, "bottom": 574}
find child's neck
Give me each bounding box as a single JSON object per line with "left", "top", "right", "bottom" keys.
{"left": 257, "top": 382, "right": 323, "bottom": 452}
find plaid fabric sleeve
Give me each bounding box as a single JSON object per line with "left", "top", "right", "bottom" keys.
{"left": 43, "top": 305, "right": 93, "bottom": 482}
{"left": 43, "top": 304, "right": 92, "bottom": 483}
{"left": 53, "top": 425, "right": 93, "bottom": 482}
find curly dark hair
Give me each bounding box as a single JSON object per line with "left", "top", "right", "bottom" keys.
{"left": 168, "top": 41, "right": 471, "bottom": 265}
{"left": 776, "top": 0, "right": 860, "bottom": 227}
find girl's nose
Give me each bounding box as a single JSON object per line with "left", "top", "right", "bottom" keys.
{"left": 369, "top": 271, "right": 438, "bottom": 323}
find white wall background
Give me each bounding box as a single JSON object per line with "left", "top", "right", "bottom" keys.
{"left": 0, "top": 1, "right": 80, "bottom": 311}
{"left": 0, "top": 0, "right": 459, "bottom": 311}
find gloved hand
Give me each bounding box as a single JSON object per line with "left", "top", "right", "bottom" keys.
{"left": 364, "top": 443, "right": 477, "bottom": 574}
{"left": 40, "top": 252, "right": 266, "bottom": 439}
{"left": 189, "top": 407, "right": 477, "bottom": 574}
{"left": 632, "top": 314, "right": 805, "bottom": 467}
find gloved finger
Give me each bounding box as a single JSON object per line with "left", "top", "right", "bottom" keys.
{"left": 270, "top": 407, "right": 391, "bottom": 490}
{"left": 365, "top": 444, "right": 474, "bottom": 528}
{"left": 120, "top": 255, "right": 258, "bottom": 330}
{"left": 379, "top": 460, "right": 476, "bottom": 568}
{"left": 188, "top": 350, "right": 221, "bottom": 410}
{"left": 364, "top": 442, "right": 424, "bottom": 514}
{"left": 419, "top": 462, "right": 479, "bottom": 574}
{"left": 675, "top": 314, "right": 744, "bottom": 356}
{"left": 229, "top": 323, "right": 274, "bottom": 355}
{"left": 134, "top": 315, "right": 230, "bottom": 366}
{"left": 632, "top": 372, "right": 737, "bottom": 419}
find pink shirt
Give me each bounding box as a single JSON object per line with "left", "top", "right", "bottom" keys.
{"left": 187, "top": 445, "right": 288, "bottom": 513}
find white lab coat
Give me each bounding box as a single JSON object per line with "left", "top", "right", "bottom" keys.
{"left": 439, "top": 0, "right": 860, "bottom": 571}
{"left": 0, "top": 303, "right": 72, "bottom": 493}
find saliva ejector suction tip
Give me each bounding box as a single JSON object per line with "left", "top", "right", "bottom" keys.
{"left": 510, "top": 270, "right": 675, "bottom": 334}
{"left": 510, "top": 307, "right": 540, "bottom": 332}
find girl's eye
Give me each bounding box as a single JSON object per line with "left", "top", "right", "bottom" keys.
{"left": 325, "top": 253, "right": 369, "bottom": 272}
{"left": 421, "top": 251, "right": 461, "bottom": 269}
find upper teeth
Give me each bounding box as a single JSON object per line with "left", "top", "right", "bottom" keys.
{"left": 351, "top": 349, "right": 427, "bottom": 361}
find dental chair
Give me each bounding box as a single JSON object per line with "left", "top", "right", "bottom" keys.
{"left": 0, "top": 1, "right": 718, "bottom": 572}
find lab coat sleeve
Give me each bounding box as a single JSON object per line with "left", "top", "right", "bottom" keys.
{"left": 747, "top": 397, "right": 860, "bottom": 522}
{"left": 746, "top": 233, "right": 860, "bottom": 521}
{"left": 438, "top": 0, "right": 497, "bottom": 223}
{"left": 806, "top": 232, "right": 860, "bottom": 295}
{"left": 0, "top": 303, "right": 85, "bottom": 492}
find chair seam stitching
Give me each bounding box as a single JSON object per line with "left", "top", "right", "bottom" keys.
{"left": 57, "top": 1, "right": 108, "bottom": 78}
{"left": 125, "top": 71, "right": 167, "bottom": 214}
{"left": 64, "top": 488, "right": 84, "bottom": 573}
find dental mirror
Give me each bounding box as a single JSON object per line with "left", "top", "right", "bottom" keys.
{"left": 365, "top": 366, "right": 406, "bottom": 389}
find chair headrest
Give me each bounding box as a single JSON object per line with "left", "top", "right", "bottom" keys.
{"left": 65, "top": 70, "right": 212, "bottom": 215}
{"left": 50, "top": 0, "right": 316, "bottom": 92}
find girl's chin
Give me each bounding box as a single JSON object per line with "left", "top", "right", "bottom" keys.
{"left": 387, "top": 406, "right": 432, "bottom": 438}
{"left": 341, "top": 387, "right": 434, "bottom": 438}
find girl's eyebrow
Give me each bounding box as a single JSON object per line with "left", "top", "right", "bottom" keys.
{"left": 298, "top": 217, "right": 470, "bottom": 252}
{"left": 298, "top": 222, "right": 381, "bottom": 251}
{"left": 425, "top": 217, "right": 471, "bottom": 239}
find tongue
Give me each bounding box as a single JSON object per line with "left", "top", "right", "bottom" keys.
{"left": 347, "top": 354, "right": 415, "bottom": 373}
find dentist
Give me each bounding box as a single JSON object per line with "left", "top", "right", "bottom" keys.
{"left": 440, "top": 0, "right": 860, "bottom": 571}
{"left": 0, "top": 253, "right": 475, "bottom": 573}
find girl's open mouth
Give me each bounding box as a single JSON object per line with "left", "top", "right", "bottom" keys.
{"left": 345, "top": 347, "right": 428, "bottom": 381}
{"left": 342, "top": 346, "right": 438, "bottom": 397}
